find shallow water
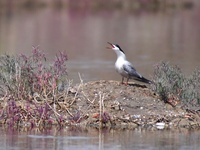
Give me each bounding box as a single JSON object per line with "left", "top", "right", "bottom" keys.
{"left": 0, "top": 5, "right": 200, "bottom": 83}
{"left": 0, "top": 127, "right": 200, "bottom": 150}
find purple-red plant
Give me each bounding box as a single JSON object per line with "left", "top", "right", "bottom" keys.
{"left": 0, "top": 47, "right": 70, "bottom": 128}
{"left": 68, "top": 110, "right": 82, "bottom": 123}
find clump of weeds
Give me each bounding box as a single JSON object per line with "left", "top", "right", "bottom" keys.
{"left": 0, "top": 47, "right": 82, "bottom": 129}
{"left": 151, "top": 62, "right": 200, "bottom": 110}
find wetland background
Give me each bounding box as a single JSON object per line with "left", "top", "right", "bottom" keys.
{"left": 0, "top": 0, "right": 200, "bottom": 149}
{"left": 0, "top": 0, "right": 200, "bottom": 83}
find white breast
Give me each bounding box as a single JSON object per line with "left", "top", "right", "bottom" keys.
{"left": 115, "top": 58, "right": 129, "bottom": 78}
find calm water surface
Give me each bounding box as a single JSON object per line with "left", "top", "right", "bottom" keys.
{"left": 0, "top": 127, "right": 200, "bottom": 150}
{"left": 0, "top": 5, "right": 200, "bottom": 150}
{"left": 0, "top": 6, "right": 200, "bottom": 83}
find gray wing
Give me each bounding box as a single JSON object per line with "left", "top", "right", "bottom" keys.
{"left": 123, "top": 63, "right": 152, "bottom": 84}
{"left": 123, "top": 64, "right": 142, "bottom": 78}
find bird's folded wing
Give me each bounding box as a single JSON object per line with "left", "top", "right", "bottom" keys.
{"left": 123, "top": 64, "right": 142, "bottom": 78}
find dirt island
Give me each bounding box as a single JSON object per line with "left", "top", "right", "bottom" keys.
{"left": 65, "top": 80, "right": 200, "bottom": 129}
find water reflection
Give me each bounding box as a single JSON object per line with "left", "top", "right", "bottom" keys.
{"left": 0, "top": 5, "right": 200, "bottom": 83}
{"left": 0, "top": 127, "right": 200, "bottom": 150}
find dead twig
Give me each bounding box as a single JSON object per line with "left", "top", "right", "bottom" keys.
{"left": 82, "top": 91, "right": 95, "bottom": 104}
{"left": 99, "top": 91, "right": 105, "bottom": 128}
{"left": 70, "top": 73, "right": 83, "bottom": 106}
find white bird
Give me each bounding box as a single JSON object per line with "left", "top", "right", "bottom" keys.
{"left": 107, "top": 42, "right": 152, "bottom": 85}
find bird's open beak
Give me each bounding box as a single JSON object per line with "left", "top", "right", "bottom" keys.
{"left": 106, "top": 42, "right": 115, "bottom": 49}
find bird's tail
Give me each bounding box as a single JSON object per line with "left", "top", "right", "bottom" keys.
{"left": 135, "top": 76, "right": 153, "bottom": 84}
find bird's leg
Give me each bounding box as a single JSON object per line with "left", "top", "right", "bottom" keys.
{"left": 125, "top": 78, "right": 129, "bottom": 85}
{"left": 121, "top": 77, "right": 124, "bottom": 84}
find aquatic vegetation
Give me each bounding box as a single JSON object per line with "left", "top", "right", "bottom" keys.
{"left": 0, "top": 47, "right": 71, "bottom": 128}
{"left": 151, "top": 62, "right": 200, "bottom": 109}
{"left": 0, "top": 48, "right": 113, "bottom": 129}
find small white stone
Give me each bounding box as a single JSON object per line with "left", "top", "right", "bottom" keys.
{"left": 155, "top": 122, "right": 165, "bottom": 129}
{"left": 132, "top": 115, "right": 141, "bottom": 119}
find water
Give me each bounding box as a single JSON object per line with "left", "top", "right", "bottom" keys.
{"left": 0, "top": 127, "right": 200, "bottom": 150}
{"left": 0, "top": 4, "right": 200, "bottom": 150}
{"left": 0, "top": 6, "right": 199, "bottom": 83}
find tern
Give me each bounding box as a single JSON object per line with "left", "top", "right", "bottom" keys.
{"left": 107, "top": 42, "right": 152, "bottom": 85}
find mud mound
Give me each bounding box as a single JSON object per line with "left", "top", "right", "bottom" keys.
{"left": 70, "top": 80, "right": 200, "bottom": 129}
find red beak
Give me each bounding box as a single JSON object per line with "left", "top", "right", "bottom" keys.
{"left": 106, "top": 42, "right": 114, "bottom": 49}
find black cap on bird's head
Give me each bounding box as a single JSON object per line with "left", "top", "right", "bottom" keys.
{"left": 107, "top": 42, "right": 125, "bottom": 54}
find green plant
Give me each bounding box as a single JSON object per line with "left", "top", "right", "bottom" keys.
{"left": 151, "top": 62, "right": 200, "bottom": 109}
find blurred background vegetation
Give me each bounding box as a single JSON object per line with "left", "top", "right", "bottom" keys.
{"left": 0, "top": 0, "right": 195, "bottom": 12}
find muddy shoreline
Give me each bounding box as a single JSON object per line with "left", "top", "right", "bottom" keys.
{"left": 0, "top": 80, "right": 199, "bottom": 130}
{"left": 65, "top": 80, "right": 200, "bottom": 129}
